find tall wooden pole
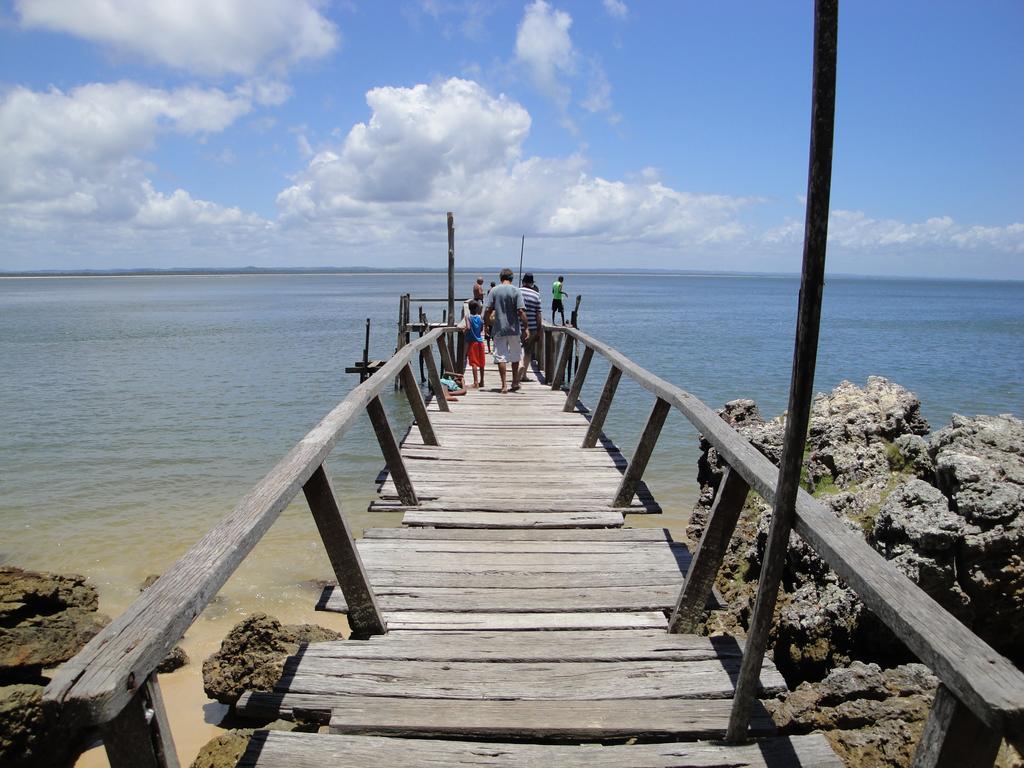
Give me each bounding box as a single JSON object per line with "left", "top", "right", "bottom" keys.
{"left": 518, "top": 235, "right": 525, "bottom": 286}
{"left": 447, "top": 212, "right": 456, "bottom": 365}
{"left": 727, "top": 0, "right": 838, "bottom": 741}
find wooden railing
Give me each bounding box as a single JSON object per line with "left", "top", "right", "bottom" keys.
{"left": 43, "top": 326, "right": 456, "bottom": 768}
{"left": 541, "top": 322, "right": 1024, "bottom": 766}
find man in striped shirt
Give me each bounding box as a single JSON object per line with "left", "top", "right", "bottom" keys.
{"left": 519, "top": 273, "right": 543, "bottom": 382}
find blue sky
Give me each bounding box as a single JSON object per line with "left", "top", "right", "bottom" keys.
{"left": 0, "top": 1, "right": 1020, "bottom": 277}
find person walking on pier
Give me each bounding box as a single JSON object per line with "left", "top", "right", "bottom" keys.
{"left": 519, "top": 273, "right": 542, "bottom": 382}
{"left": 484, "top": 280, "right": 496, "bottom": 352}
{"left": 483, "top": 268, "right": 529, "bottom": 393}
{"left": 551, "top": 275, "right": 566, "bottom": 325}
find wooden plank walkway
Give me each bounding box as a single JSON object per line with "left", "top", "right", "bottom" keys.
{"left": 234, "top": 354, "right": 841, "bottom": 766}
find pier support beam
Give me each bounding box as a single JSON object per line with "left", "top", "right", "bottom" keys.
{"left": 911, "top": 685, "right": 1001, "bottom": 768}
{"left": 613, "top": 397, "right": 670, "bottom": 507}
{"left": 668, "top": 465, "right": 749, "bottom": 633}
{"left": 582, "top": 366, "right": 621, "bottom": 449}
{"left": 303, "top": 464, "right": 386, "bottom": 637}
{"left": 563, "top": 346, "right": 594, "bottom": 412}
{"left": 550, "top": 334, "right": 573, "bottom": 390}
{"left": 367, "top": 396, "right": 419, "bottom": 506}
{"left": 102, "top": 675, "right": 179, "bottom": 768}
{"left": 421, "top": 346, "right": 450, "bottom": 413}
{"left": 400, "top": 363, "right": 439, "bottom": 446}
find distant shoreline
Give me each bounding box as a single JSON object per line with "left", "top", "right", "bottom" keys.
{"left": 0, "top": 267, "right": 1017, "bottom": 283}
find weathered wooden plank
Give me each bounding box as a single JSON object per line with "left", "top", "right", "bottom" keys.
{"left": 356, "top": 550, "right": 688, "bottom": 569}
{"left": 303, "top": 464, "right": 385, "bottom": 637}
{"left": 669, "top": 465, "right": 749, "bottom": 633}
{"left": 376, "top": 611, "right": 669, "bottom": 631}
{"left": 361, "top": 528, "right": 670, "bottom": 542}
{"left": 354, "top": 571, "right": 684, "bottom": 589}
{"left": 278, "top": 656, "right": 786, "bottom": 699}
{"left": 236, "top": 730, "right": 843, "bottom": 767}
{"left": 911, "top": 684, "right": 1002, "bottom": 767}
{"left": 372, "top": 499, "right": 659, "bottom": 513}
{"left": 302, "top": 631, "right": 750, "bottom": 662}
{"left": 357, "top": 539, "right": 677, "bottom": 553}
{"left": 582, "top": 365, "right": 622, "bottom": 448}
{"left": 366, "top": 397, "right": 418, "bottom": 506}
{"left": 317, "top": 584, "right": 681, "bottom": 613}
{"left": 613, "top": 397, "right": 671, "bottom": 507}
{"left": 401, "top": 510, "right": 625, "bottom": 528}
{"left": 327, "top": 696, "right": 776, "bottom": 740}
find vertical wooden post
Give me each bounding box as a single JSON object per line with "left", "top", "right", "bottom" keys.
{"left": 447, "top": 212, "right": 456, "bottom": 367}
{"left": 668, "top": 465, "right": 750, "bottom": 633}
{"left": 303, "top": 464, "right": 386, "bottom": 637}
{"left": 400, "top": 363, "right": 439, "bottom": 446}
{"left": 421, "top": 346, "right": 450, "bottom": 413}
{"left": 582, "top": 366, "right": 621, "bottom": 448}
{"left": 366, "top": 396, "right": 419, "bottom": 506}
{"left": 394, "top": 295, "right": 406, "bottom": 390}
{"left": 550, "top": 334, "right": 573, "bottom": 390}
{"left": 563, "top": 346, "right": 594, "bottom": 412}
{"left": 544, "top": 328, "right": 556, "bottom": 380}
{"left": 613, "top": 397, "right": 670, "bottom": 507}
{"left": 103, "top": 675, "right": 179, "bottom": 768}
{"left": 910, "top": 685, "right": 1001, "bottom": 768}
{"left": 436, "top": 334, "right": 456, "bottom": 376}
{"left": 727, "top": 0, "right": 838, "bottom": 741}
{"left": 361, "top": 318, "right": 371, "bottom": 384}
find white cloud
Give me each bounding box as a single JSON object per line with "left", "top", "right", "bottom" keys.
{"left": 515, "top": 0, "right": 575, "bottom": 109}
{"left": 762, "top": 210, "right": 1024, "bottom": 254}
{"left": 603, "top": 0, "right": 628, "bottom": 19}
{"left": 0, "top": 81, "right": 264, "bottom": 232}
{"left": 277, "top": 78, "right": 753, "bottom": 249}
{"left": 15, "top": 0, "right": 338, "bottom": 77}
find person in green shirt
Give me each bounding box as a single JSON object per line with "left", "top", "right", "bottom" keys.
{"left": 551, "top": 275, "right": 566, "bottom": 325}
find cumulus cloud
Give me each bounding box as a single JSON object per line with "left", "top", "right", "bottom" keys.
{"left": 514, "top": 1, "right": 615, "bottom": 122}
{"left": 0, "top": 81, "right": 265, "bottom": 231}
{"left": 603, "top": 0, "right": 628, "bottom": 19}
{"left": 515, "top": 0, "right": 575, "bottom": 108}
{"left": 15, "top": 0, "right": 338, "bottom": 77}
{"left": 277, "top": 77, "right": 753, "bottom": 248}
{"left": 763, "top": 210, "right": 1024, "bottom": 254}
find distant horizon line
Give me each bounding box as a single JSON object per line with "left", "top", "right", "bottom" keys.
{"left": 0, "top": 265, "right": 1019, "bottom": 283}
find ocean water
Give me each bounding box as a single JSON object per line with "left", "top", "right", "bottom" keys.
{"left": 1, "top": 272, "right": 1021, "bottom": 620}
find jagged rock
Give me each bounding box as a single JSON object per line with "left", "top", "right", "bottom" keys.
{"left": 773, "top": 582, "right": 863, "bottom": 682}
{"left": 0, "top": 684, "right": 74, "bottom": 768}
{"left": 929, "top": 414, "right": 1024, "bottom": 658}
{"left": 202, "top": 614, "right": 342, "bottom": 705}
{"left": 157, "top": 645, "right": 190, "bottom": 673}
{"left": 892, "top": 434, "right": 934, "bottom": 478}
{"left": 766, "top": 661, "right": 937, "bottom": 767}
{"left": 0, "top": 566, "right": 109, "bottom": 682}
{"left": 873, "top": 480, "right": 964, "bottom": 555}
{"left": 190, "top": 729, "right": 254, "bottom": 768}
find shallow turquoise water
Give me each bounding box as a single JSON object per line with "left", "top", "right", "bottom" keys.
{"left": 1, "top": 273, "right": 1021, "bottom": 616}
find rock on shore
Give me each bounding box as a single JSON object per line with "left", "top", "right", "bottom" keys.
{"left": 691, "top": 378, "right": 1023, "bottom": 765}
{"left": 0, "top": 566, "right": 110, "bottom": 767}
{"left": 202, "top": 613, "right": 341, "bottom": 706}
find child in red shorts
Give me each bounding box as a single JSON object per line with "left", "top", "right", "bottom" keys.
{"left": 462, "top": 300, "right": 486, "bottom": 388}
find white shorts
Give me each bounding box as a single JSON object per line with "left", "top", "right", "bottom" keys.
{"left": 493, "top": 335, "right": 522, "bottom": 364}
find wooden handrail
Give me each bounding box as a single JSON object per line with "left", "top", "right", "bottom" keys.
{"left": 546, "top": 323, "right": 1024, "bottom": 737}
{"left": 44, "top": 327, "right": 451, "bottom": 729}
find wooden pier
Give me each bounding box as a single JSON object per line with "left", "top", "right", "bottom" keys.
{"left": 42, "top": 324, "right": 1024, "bottom": 767}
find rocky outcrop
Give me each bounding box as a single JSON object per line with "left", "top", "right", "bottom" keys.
{"left": 203, "top": 614, "right": 341, "bottom": 706}
{"left": 190, "top": 729, "right": 254, "bottom": 768}
{"left": 766, "top": 661, "right": 938, "bottom": 767}
{"left": 0, "top": 567, "right": 109, "bottom": 768}
{"left": 690, "top": 379, "right": 1024, "bottom": 681}
{"left": 0, "top": 567, "right": 108, "bottom": 682}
